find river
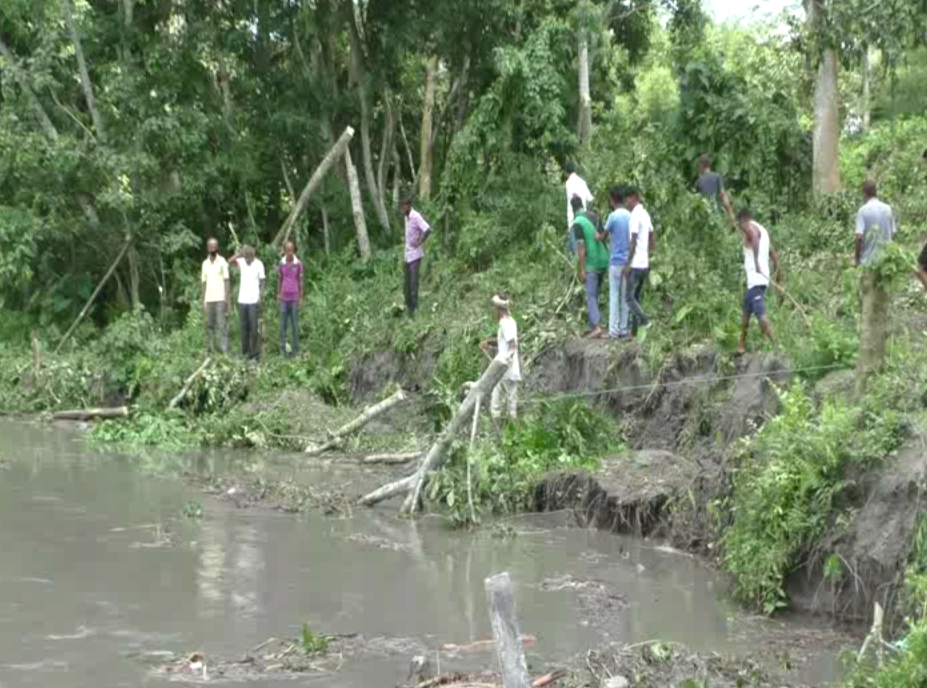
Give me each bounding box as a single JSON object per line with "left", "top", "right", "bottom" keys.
{"left": 0, "top": 420, "right": 856, "bottom": 687}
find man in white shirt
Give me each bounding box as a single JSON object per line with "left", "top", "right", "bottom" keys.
{"left": 201, "top": 237, "right": 231, "bottom": 354}
{"left": 564, "top": 162, "right": 594, "bottom": 254}
{"left": 480, "top": 293, "right": 522, "bottom": 428}
{"left": 624, "top": 188, "right": 655, "bottom": 336}
{"left": 229, "top": 245, "right": 266, "bottom": 361}
{"left": 736, "top": 210, "right": 780, "bottom": 355}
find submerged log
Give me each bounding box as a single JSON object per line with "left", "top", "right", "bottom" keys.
{"left": 54, "top": 406, "right": 129, "bottom": 421}
{"left": 361, "top": 452, "right": 420, "bottom": 465}
{"left": 485, "top": 573, "right": 531, "bottom": 688}
{"left": 305, "top": 389, "right": 407, "bottom": 455}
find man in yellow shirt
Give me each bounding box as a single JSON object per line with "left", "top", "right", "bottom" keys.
{"left": 201, "top": 237, "right": 231, "bottom": 353}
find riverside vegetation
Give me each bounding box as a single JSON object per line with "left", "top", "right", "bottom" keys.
{"left": 2, "top": 1, "right": 927, "bottom": 685}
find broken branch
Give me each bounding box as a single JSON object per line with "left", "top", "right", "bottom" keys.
{"left": 169, "top": 357, "right": 213, "bottom": 410}
{"left": 305, "top": 389, "right": 407, "bottom": 455}
{"left": 361, "top": 452, "right": 421, "bottom": 465}
{"left": 53, "top": 407, "right": 130, "bottom": 421}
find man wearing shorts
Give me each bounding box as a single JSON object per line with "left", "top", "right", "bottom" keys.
{"left": 736, "top": 210, "right": 780, "bottom": 354}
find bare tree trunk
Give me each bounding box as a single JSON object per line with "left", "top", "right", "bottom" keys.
{"left": 347, "top": 11, "right": 390, "bottom": 231}
{"left": 807, "top": 0, "right": 842, "bottom": 196}
{"left": 392, "top": 146, "right": 401, "bottom": 208}
{"left": 322, "top": 206, "right": 331, "bottom": 256}
{"left": 345, "top": 147, "right": 371, "bottom": 263}
{"left": 419, "top": 55, "right": 439, "bottom": 200}
{"left": 861, "top": 47, "right": 872, "bottom": 133}
{"left": 54, "top": 407, "right": 130, "bottom": 421}
{"left": 63, "top": 0, "right": 107, "bottom": 144}
{"left": 170, "top": 357, "right": 214, "bottom": 410}
{"left": 485, "top": 573, "right": 532, "bottom": 688}
{"left": 273, "top": 127, "right": 356, "bottom": 248}
{"left": 377, "top": 94, "right": 396, "bottom": 209}
{"left": 577, "top": 31, "right": 592, "bottom": 148}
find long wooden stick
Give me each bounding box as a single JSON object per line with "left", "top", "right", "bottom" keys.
{"left": 273, "top": 126, "right": 355, "bottom": 248}
{"left": 305, "top": 389, "right": 407, "bottom": 455}
{"left": 362, "top": 452, "right": 421, "bottom": 465}
{"left": 55, "top": 237, "right": 132, "bottom": 354}
{"left": 169, "top": 357, "right": 213, "bottom": 410}
{"left": 467, "top": 395, "right": 482, "bottom": 524}
{"left": 485, "top": 573, "right": 531, "bottom": 688}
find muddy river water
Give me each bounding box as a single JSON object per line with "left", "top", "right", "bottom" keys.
{"left": 0, "top": 420, "right": 856, "bottom": 687}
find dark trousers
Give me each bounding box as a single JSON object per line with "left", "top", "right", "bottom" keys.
{"left": 279, "top": 301, "right": 300, "bottom": 356}
{"left": 628, "top": 268, "right": 651, "bottom": 334}
{"left": 239, "top": 303, "right": 260, "bottom": 360}
{"left": 404, "top": 258, "right": 421, "bottom": 317}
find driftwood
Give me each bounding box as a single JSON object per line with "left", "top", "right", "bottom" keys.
{"left": 273, "top": 126, "right": 355, "bottom": 248}
{"left": 359, "top": 356, "right": 511, "bottom": 512}
{"left": 55, "top": 237, "right": 132, "bottom": 354}
{"left": 305, "top": 389, "right": 407, "bottom": 455}
{"left": 402, "top": 355, "right": 511, "bottom": 514}
{"left": 362, "top": 452, "right": 421, "bottom": 465}
{"left": 485, "top": 573, "right": 531, "bottom": 688}
{"left": 169, "top": 357, "right": 213, "bottom": 410}
{"left": 54, "top": 407, "right": 129, "bottom": 421}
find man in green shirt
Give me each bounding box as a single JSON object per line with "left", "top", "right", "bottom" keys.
{"left": 572, "top": 195, "right": 610, "bottom": 338}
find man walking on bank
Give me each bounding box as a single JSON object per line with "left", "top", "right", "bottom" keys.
{"left": 402, "top": 196, "right": 432, "bottom": 318}
{"left": 695, "top": 153, "right": 735, "bottom": 227}
{"left": 602, "top": 186, "right": 632, "bottom": 339}
{"left": 480, "top": 293, "right": 522, "bottom": 429}
{"left": 625, "top": 188, "right": 654, "bottom": 336}
{"left": 736, "top": 210, "right": 780, "bottom": 354}
{"left": 564, "top": 162, "right": 594, "bottom": 255}
{"left": 229, "top": 245, "right": 265, "bottom": 361}
{"left": 202, "top": 237, "right": 231, "bottom": 354}
{"left": 572, "top": 196, "right": 609, "bottom": 338}
{"left": 278, "top": 241, "right": 303, "bottom": 358}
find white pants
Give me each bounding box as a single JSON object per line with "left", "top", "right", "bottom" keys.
{"left": 491, "top": 379, "right": 519, "bottom": 420}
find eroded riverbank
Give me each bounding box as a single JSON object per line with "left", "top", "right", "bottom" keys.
{"left": 0, "top": 420, "right": 860, "bottom": 687}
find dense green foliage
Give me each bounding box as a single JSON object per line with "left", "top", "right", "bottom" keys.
{"left": 722, "top": 383, "right": 906, "bottom": 613}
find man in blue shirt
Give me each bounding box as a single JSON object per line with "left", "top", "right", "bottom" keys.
{"left": 600, "top": 186, "right": 632, "bottom": 339}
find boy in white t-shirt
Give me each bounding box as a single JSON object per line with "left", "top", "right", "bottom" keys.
{"left": 480, "top": 293, "right": 522, "bottom": 427}
{"left": 624, "top": 187, "right": 655, "bottom": 336}
{"left": 229, "top": 245, "right": 266, "bottom": 361}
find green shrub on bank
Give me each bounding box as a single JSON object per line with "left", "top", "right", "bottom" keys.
{"left": 722, "top": 384, "right": 906, "bottom": 614}
{"left": 426, "top": 401, "right": 621, "bottom": 526}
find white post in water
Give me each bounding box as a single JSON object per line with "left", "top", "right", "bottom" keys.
{"left": 485, "top": 572, "right": 531, "bottom": 688}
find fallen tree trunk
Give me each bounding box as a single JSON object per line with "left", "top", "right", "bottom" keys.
{"left": 305, "top": 389, "right": 406, "bottom": 455}
{"left": 169, "top": 357, "right": 213, "bottom": 410}
{"left": 358, "top": 474, "right": 417, "bottom": 507}
{"left": 54, "top": 407, "right": 129, "bottom": 421}
{"left": 55, "top": 237, "right": 132, "bottom": 354}
{"left": 362, "top": 452, "right": 421, "bottom": 465}
{"left": 402, "top": 355, "right": 511, "bottom": 514}
{"left": 273, "top": 126, "right": 355, "bottom": 249}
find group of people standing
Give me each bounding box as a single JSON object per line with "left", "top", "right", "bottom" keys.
{"left": 200, "top": 239, "right": 303, "bottom": 359}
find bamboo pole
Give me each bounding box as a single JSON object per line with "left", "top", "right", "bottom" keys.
{"left": 55, "top": 237, "right": 132, "bottom": 354}
{"left": 305, "top": 389, "right": 407, "bottom": 455}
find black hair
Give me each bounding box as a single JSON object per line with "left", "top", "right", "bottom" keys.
{"left": 564, "top": 161, "right": 576, "bottom": 175}
{"left": 698, "top": 153, "right": 711, "bottom": 169}
{"left": 736, "top": 209, "right": 752, "bottom": 223}
{"left": 863, "top": 180, "right": 878, "bottom": 198}
{"left": 570, "top": 195, "right": 585, "bottom": 212}
{"left": 625, "top": 186, "right": 640, "bottom": 200}
{"left": 609, "top": 185, "right": 624, "bottom": 204}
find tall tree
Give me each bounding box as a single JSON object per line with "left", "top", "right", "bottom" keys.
{"left": 805, "top": 0, "right": 843, "bottom": 195}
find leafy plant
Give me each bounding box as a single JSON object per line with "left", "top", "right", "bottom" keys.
{"left": 300, "top": 624, "right": 330, "bottom": 654}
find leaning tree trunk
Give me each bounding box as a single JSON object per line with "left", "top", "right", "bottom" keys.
{"left": 63, "top": 0, "right": 107, "bottom": 144}
{"left": 418, "top": 55, "right": 439, "bottom": 200}
{"left": 807, "top": 0, "right": 842, "bottom": 196}
{"left": 345, "top": 147, "right": 371, "bottom": 263}
{"left": 577, "top": 31, "right": 592, "bottom": 149}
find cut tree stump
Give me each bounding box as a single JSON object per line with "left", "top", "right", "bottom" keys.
{"left": 54, "top": 407, "right": 129, "bottom": 421}
{"left": 305, "top": 389, "right": 407, "bottom": 455}
{"left": 485, "top": 573, "right": 531, "bottom": 688}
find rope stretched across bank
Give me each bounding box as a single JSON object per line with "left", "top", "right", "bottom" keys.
{"left": 518, "top": 361, "right": 847, "bottom": 407}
